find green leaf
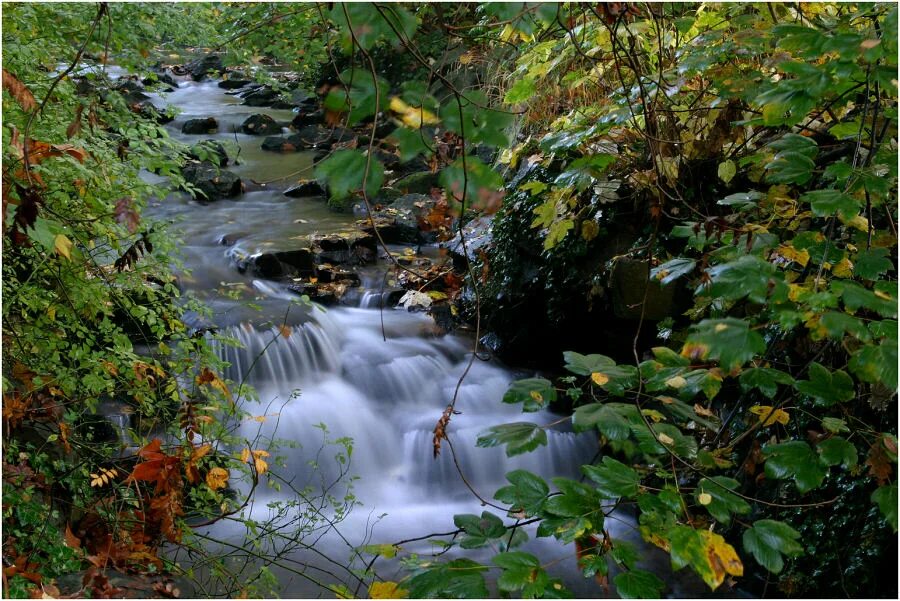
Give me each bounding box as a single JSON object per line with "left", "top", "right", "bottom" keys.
{"left": 685, "top": 318, "right": 767, "bottom": 370}
{"left": 476, "top": 422, "right": 548, "bottom": 457}
{"left": 493, "top": 552, "right": 545, "bottom": 594}
{"left": 440, "top": 156, "right": 504, "bottom": 209}
{"left": 554, "top": 155, "right": 617, "bottom": 192}
{"left": 793, "top": 362, "right": 855, "bottom": 406}
{"left": 563, "top": 352, "right": 638, "bottom": 396}
{"left": 821, "top": 417, "right": 850, "bottom": 434}
{"left": 609, "top": 540, "right": 640, "bottom": 570}
{"left": 505, "top": 77, "right": 537, "bottom": 104}
{"left": 762, "top": 441, "right": 827, "bottom": 493}
{"left": 818, "top": 312, "right": 872, "bottom": 342}
{"left": 765, "top": 151, "right": 816, "bottom": 185}
{"left": 717, "top": 191, "right": 763, "bottom": 211}
{"left": 849, "top": 335, "right": 898, "bottom": 390}
{"left": 329, "top": 3, "right": 415, "bottom": 52}
{"left": 717, "top": 159, "right": 737, "bottom": 183}
{"left": 650, "top": 346, "right": 690, "bottom": 367}
{"left": 454, "top": 511, "right": 506, "bottom": 549}
{"left": 872, "top": 484, "right": 898, "bottom": 532}
{"left": 613, "top": 569, "right": 665, "bottom": 599}
{"left": 314, "top": 150, "right": 384, "bottom": 201}
{"left": 572, "top": 403, "right": 632, "bottom": 440}
{"left": 324, "top": 68, "right": 389, "bottom": 125}
{"left": 494, "top": 470, "right": 549, "bottom": 517}
{"left": 695, "top": 477, "right": 751, "bottom": 524}
{"left": 389, "top": 127, "right": 433, "bottom": 163}
{"left": 801, "top": 189, "right": 860, "bottom": 220}
{"left": 503, "top": 378, "right": 557, "bottom": 412}
{"left": 581, "top": 457, "right": 639, "bottom": 499}
{"left": 407, "top": 559, "right": 489, "bottom": 599}
{"left": 705, "top": 255, "right": 784, "bottom": 304}
{"left": 739, "top": 368, "right": 794, "bottom": 399}
{"left": 543, "top": 478, "right": 601, "bottom": 518}
{"left": 742, "top": 519, "right": 804, "bottom": 574}
{"left": 651, "top": 258, "right": 696, "bottom": 286}
{"left": 853, "top": 248, "right": 893, "bottom": 280}
{"left": 816, "top": 437, "right": 857, "bottom": 468}
{"left": 545, "top": 218, "right": 574, "bottom": 250}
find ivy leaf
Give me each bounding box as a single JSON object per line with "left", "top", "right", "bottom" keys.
{"left": 695, "top": 477, "right": 751, "bottom": 524}
{"left": 314, "top": 150, "right": 384, "bottom": 201}
{"left": 613, "top": 570, "right": 665, "bottom": 599}
{"left": 454, "top": 511, "right": 507, "bottom": 549}
{"left": 476, "top": 422, "right": 547, "bottom": 457}
{"left": 765, "top": 151, "right": 816, "bottom": 185}
{"left": 742, "top": 519, "right": 804, "bottom": 574}
{"left": 684, "top": 318, "right": 766, "bottom": 370}
{"left": 581, "top": 456, "right": 639, "bottom": 499}
{"left": 872, "top": 484, "right": 898, "bottom": 532}
{"left": 793, "top": 362, "right": 855, "bottom": 406}
{"left": 651, "top": 258, "right": 696, "bottom": 286}
{"left": 554, "top": 154, "right": 617, "bottom": 192}
{"left": 572, "top": 403, "right": 632, "bottom": 440}
{"left": 503, "top": 378, "right": 556, "bottom": 412}
{"left": 493, "top": 470, "right": 549, "bottom": 517}
{"left": 544, "top": 218, "right": 574, "bottom": 250}
{"left": 800, "top": 189, "right": 860, "bottom": 220}
{"left": 739, "top": 368, "right": 794, "bottom": 399}
{"left": 817, "top": 437, "right": 857, "bottom": 468}
{"left": 762, "top": 441, "right": 827, "bottom": 493}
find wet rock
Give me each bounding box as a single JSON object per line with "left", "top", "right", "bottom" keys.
{"left": 241, "top": 86, "right": 281, "bottom": 107}
{"left": 292, "top": 125, "right": 336, "bottom": 148}
{"left": 272, "top": 89, "right": 314, "bottom": 109}
{"left": 218, "top": 77, "right": 252, "bottom": 90}
{"left": 229, "top": 247, "right": 315, "bottom": 279}
{"left": 120, "top": 89, "right": 151, "bottom": 105}
{"left": 260, "top": 136, "right": 298, "bottom": 153}
{"left": 217, "top": 232, "right": 246, "bottom": 246}
{"left": 360, "top": 215, "right": 419, "bottom": 245}
{"left": 142, "top": 70, "right": 177, "bottom": 87}
{"left": 291, "top": 109, "right": 324, "bottom": 129}
{"left": 241, "top": 114, "right": 282, "bottom": 136}
{"left": 311, "top": 231, "right": 377, "bottom": 265}
{"left": 609, "top": 258, "right": 677, "bottom": 321}
{"left": 181, "top": 161, "right": 242, "bottom": 201}
{"left": 188, "top": 140, "right": 229, "bottom": 167}
{"left": 136, "top": 102, "right": 174, "bottom": 124}
{"left": 442, "top": 215, "right": 493, "bottom": 269}
{"left": 187, "top": 53, "right": 224, "bottom": 81}
{"left": 181, "top": 117, "right": 218, "bottom": 135}
{"left": 314, "top": 265, "right": 361, "bottom": 286}
{"left": 367, "top": 147, "right": 400, "bottom": 170}
{"left": 57, "top": 570, "right": 193, "bottom": 599}
{"left": 284, "top": 180, "right": 326, "bottom": 197}
{"left": 392, "top": 171, "right": 440, "bottom": 195}
{"left": 114, "top": 78, "right": 145, "bottom": 95}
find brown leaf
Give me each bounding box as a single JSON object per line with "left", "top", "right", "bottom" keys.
{"left": 113, "top": 197, "right": 139, "bottom": 233}
{"left": 66, "top": 105, "right": 84, "bottom": 139}
{"left": 2, "top": 69, "right": 38, "bottom": 112}
{"left": 866, "top": 443, "right": 893, "bottom": 484}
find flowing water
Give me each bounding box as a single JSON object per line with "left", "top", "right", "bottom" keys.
{"left": 137, "top": 69, "right": 704, "bottom": 598}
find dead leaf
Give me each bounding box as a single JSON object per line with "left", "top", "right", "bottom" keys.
{"left": 2, "top": 68, "right": 38, "bottom": 112}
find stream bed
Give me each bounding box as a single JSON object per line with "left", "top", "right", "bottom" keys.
{"left": 137, "top": 67, "right": 705, "bottom": 599}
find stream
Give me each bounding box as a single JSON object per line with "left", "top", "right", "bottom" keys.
{"left": 132, "top": 66, "right": 705, "bottom": 599}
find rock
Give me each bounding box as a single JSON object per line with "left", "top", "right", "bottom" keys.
{"left": 291, "top": 109, "right": 324, "bottom": 128}
{"left": 218, "top": 77, "right": 252, "bottom": 90}
{"left": 286, "top": 282, "right": 338, "bottom": 306}
{"left": 241, "top": 114, "right": 282, "bottom": 136}
{"left": 360, "top": 215, "right": 419, "bottom": 245}
{"left": 442, "top": 215, "right": 493, "bottom": 269}
{"left": 609, "top": 258, "right": 677, "bottom": 321}
{"left": 241, "top": 86, "right": 281, "bottom": 107}
{"left": 217, "top": 232, "right": 246, "bottom": 246}
{"left": 137, "top": 102, "right": 174, "bottom": 124}
{"left": 188, "top": 140, "right": 229, "bottom": 167}
{"left": 368, "top": 147, "right": 400, "bottom": 170}
{"left": 260, "top": 136, "right": 297, "bottom": 153}
{"left": 314, "top": 265, "right": 361, "bottom": 286}
{"left": 249, "top": 249, "right": 315, "bottom": 279}
{"left": 120, "top": 89, "right": 151, "bottom": 105}
{"left": 187, "top": 53, "right": 224, "bottom": 81}
{"left": 141, "top": 71, "right": 177, "bottom": 87}
{"left": 115, "top": 78, "right": 145, "bottom": 94}
{"left": 57, "top": 570, "right": 193, "bottom": 599}
{"left": 284, "top": 180, "right": 326, "bottom": 197}
{"left": 311, "top": 231, "right": 377, "bottom": 265}
{"left": 181, "top": 117, "right": 218, "bottom": 135}
{"left": 291, "top": 125, "right": 335, "bottom": 148}
{"left": 181, "top": 161, "right": 242, "bottom": 201}
{"left": 392, "top": 171, "right": 440, "bottom": 195}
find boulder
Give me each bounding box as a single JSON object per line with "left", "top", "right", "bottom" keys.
{"left": 114, "top": 78, "right": 145, "bottom": 94}
{"left": 442, "top": 215, "right": 493, "bottom": 269}
{"left": 291, "top": 125, "right": 335, "bottom": 148}
{"left": 181, "top": 117, "right": 218, "bottom": 135}
{"left": 284, "top": 180, "right": 326, "bottom": 197}
{"left": 311, "top": 231, "right": 377, "bottom": 265}
{"left": 136, "top": 102, "right": 174, "bottom": 124}
{"left": 241, "top": 86, "right": 281, "bottom": 107}
{"left": 251, "top": 249, "right": 315, "bottom": 279}
{"left": 241, "top": 114, "right": 282, "bottom": 136}
{"left": 392, "top": 171, "right": 440, "bottom": 195}
{"left": 187, "top": 54, "right": 224, "bottom": 81}
{"left": 141, "top": 71, "right": 177, "bottom": 87}
{"left": 371, "top": 193, "right": 439, "bottom": 244}
{"left": 218, "top": 77, "right": 252, "bottom": 90}
{"left": 181, "top": 161, "right": 242, "bottom": 201}
{"left": 188, "top": 140, "right": 229, "bottom": 167}
{"left": 260, "top": 136, "right": 297, "bottom": 153}
{"left": 291, "top": 109, "right": 324, "bottom": 129}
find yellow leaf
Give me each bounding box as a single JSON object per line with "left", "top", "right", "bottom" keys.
{"left": 54, "top": 234, "right": 73, "bottom": 260}
{"left": 591, "top": 372, "right": 610, "bottom": 386}
{"left": 279, "top": 324, "right": 292, "bottom": 338}
{"left": 206, "top": 467, "right": 229, "bottom": 491}
{"left": 714, "top": 323, "right": 728, "bottom": 333}
{"left": 47, "top": 306, "right": 56, "bottom": 321}
{"left": 641, "top": 409, "right": 666, "bottom": 423}
{"left": 240, "top": 448, "right": 250, "bottom": 463}
{"left": 874, "top": 289, "right": 893, "bottom": 301}
{"left": 665, "top": 375, "right": 687, "bottom": 389}
{"left": 368, "top": 581, "right": 408, "bottom": 599}
{"left": 657, "top": 433, "right": 675, "bottom": 445}
{"left": 529, "top": 390, "right": 544, "bottom": 402}
{"left": 698, "top": 492, "right": 713, "bottom": 505}
{"left": 388, "top": 96, "right": 439, "bottom": 128}
{"left": 777, "top": 244, "right": 810, "bottom": 267}
{"left": 831, "top": 257, "right": 853, "bottom": 278}
{"left": 698, "top": 530, "right": 743, "bottom": 589}
{"left": 252, "top": 449, "right": 270, "bottom": 475}
{"left": 191, "top": 443, "right": 212, "bottom": 461}
{"left": 749, "top": 405, "right": 790, "bottom": 427}
{"left": 693, "top": 403, "right": 715, "bottom": 417}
